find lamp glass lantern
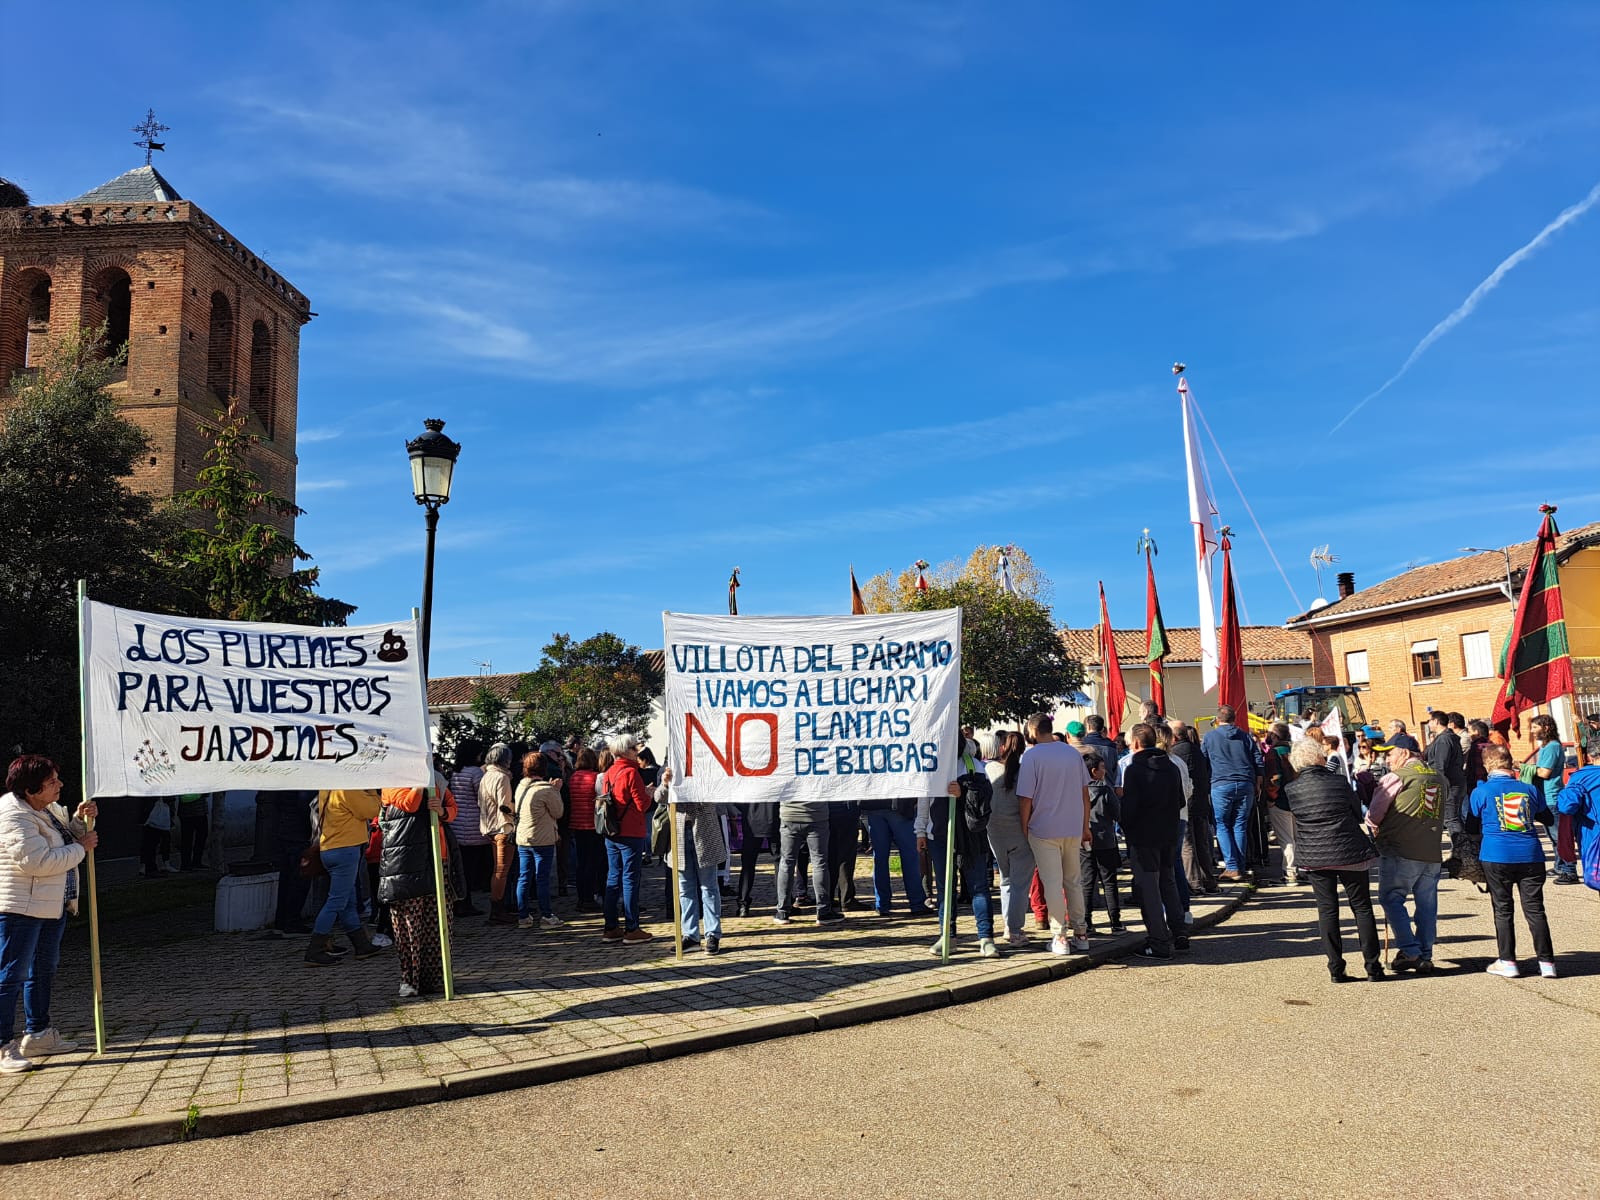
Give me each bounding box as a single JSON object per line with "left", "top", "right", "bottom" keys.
{"left": 407, "top": 418, "right": 461, "bottom": 508}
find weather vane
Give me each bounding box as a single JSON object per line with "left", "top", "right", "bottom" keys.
{"left": 132, "top": 109, "right": 169, "bottom": 166}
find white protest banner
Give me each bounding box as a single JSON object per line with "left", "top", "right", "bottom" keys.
{"left": 663, "top": 609, "right": 962, "bottom": 804}
{"left": 83, "top": 601, "right": 432, "bottom": 796}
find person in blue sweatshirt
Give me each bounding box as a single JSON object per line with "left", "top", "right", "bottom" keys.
{"left": 1465, "top": 743, "right": 1555, "bottom": 979}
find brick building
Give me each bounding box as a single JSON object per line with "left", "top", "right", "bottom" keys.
{"left": 1058, "top": 625, "right": 1313, "bottom": 727}
{"left": 1286, "top": 520, "right": 1600, "bottom": 748}
{"left": 0, "top": 164, "right": 309, "bottom": 525}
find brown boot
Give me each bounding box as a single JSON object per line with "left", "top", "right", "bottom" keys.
{"left": 488, "top": 898, "right": 519, "bottom": 926}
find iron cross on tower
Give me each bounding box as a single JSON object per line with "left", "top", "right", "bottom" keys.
{"left": 132, "top": 109, "right": 170, "bottom": 166}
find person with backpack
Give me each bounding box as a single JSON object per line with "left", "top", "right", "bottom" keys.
{"left": 1365, "top": 734, "right": 1443, "bottom": 975}
{"left": 1467, "top": 743, "right": 1556, "bottom": 978}
{"left": 927, "top": 738, "right": 998, "bottom": 957}
{"left": 599, "top": 735, "right": 655, "bottom": 943}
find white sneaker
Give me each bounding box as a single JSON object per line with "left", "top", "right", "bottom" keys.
{"left": 18, "top": 1027, "right": 77, "bottom": 1057}
{"left": 542, "top": 914, "right": 565, "bottom": 928}
{"left": 1538, "top": 960, "right": 1558, "bottom": 978}
{"left": 928, "top": 938, "right": 947, "bottom": 957}
{"left": 369, "top": 933, "right": 394, "bottom": 948}
{"left": 0, "top": 1040, "right": 34, "bottom": 1073}
{"left": 979, "top": 938, "right": 1001, "bottom": 958}
{"left": 1485, "top": 959, "right": 1521, "bottom": 978}
{"left": 516, "top": 917, "right": 539, "bottom": 930}
{"left": 1050, "top": 935, "right": 1069, "bottom": 956}
{"left": 397, "top": 982, "right": 419, "bottom": 998}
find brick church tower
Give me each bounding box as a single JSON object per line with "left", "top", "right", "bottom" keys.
{"left": 0, "top": 161, "right": 309, "bottom": 526}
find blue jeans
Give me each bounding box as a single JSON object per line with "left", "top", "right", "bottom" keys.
{"left": 676, "top": 836, "right": 722, "bottom": 942}
{"left": 604, "top": 836, "right": 646, "bottom": 931}
{"left": 866, "top": 809, "right": 928, "bottom": 913}
{"left": 1211, "top": 781, "right": 1256, "bottom": 872}
{"left": 517, "top": 845, "right": 556, "bottom": 919}
{"left": 0, "top": 912, "right": 67, "bottom": 1043}
{"left": 929, "top": 825, "right": 994, "bottom": 941}
{"left": 313, "top": 845, "right": 364, "bottom": 935}
{"left": 1378, "top": 855, "right": 1441, "bottom": 960}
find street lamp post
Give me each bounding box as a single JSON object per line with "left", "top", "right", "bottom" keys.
{"left": 408, "top": 418, "right": 462, "bottom": 671}
{"left": 406, "top": 417, "right": 461, "bottom": 1000}
{"left": 1460, "top": 546, "right": 1516, "bottom": 609}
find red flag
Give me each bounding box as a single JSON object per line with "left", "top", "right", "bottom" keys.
{"left": 1144, "top": 548, "right": 1168, "bottom": 716}
{"left": 1098, "top": 582, "right": 1128, "bottom": 739}
{"left": 1492, "top": 506, "right": 1575, "bottom": 734}
{"left": 850, "top": 566, "right": 866, "bottom": 615}
{"left": 1217, "top": 532, "right": 1247, "bottom": 714}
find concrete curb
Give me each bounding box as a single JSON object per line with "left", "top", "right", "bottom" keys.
{"left": 0, "top": 886, "right": 1255, "bottom": 1163}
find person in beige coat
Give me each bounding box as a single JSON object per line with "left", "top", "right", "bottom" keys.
{"left": 514, "top": 753, "right": 565, "bottom": 930}
{"left": 478, "top": 743, "right": 517, "bottom": 926}
{"left": 0, "top": 755, "right": 98, "bottom": 1073}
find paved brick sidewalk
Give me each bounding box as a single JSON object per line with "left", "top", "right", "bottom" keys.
{"left": 0, "top": 863, "right": 1248, "bottom": 1144}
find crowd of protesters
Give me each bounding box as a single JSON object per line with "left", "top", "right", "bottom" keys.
{"left": 3, "top": 702, "right": 1598, "bottom": 1072}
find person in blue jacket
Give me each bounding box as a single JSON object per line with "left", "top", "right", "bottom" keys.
{"left": 1554, "top": 760, "right": 1600, "bottom": 892}
{"left": 1465, "top": 743, "right": 1555, "bottom": 978}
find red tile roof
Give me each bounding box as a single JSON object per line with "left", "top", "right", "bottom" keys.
{"left": 1287, "top": 519, "right": 1600, "bottom": 626}
{"left": 426, "top": 673, "right": 526, "bottom": 707}
{"left": 1061, "top": 626, "right": 1310, "bottom": 665}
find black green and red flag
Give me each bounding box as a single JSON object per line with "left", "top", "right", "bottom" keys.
{"left": 1144, "top": 546, "right": 1169, "bottom": 716}
{"left": 1492, "top": 506, "right": 1575, "bottom": 734}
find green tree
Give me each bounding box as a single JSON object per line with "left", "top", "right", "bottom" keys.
{"left": 434, "top": 681, "right": 520, "bottom": 766}
{"left": 165, "top": 403, "right": 353, "bottom": 625}
{"left": 0, "top": 327, "right": 184, "bottom": 782}
{"left": 906, "top": 579, "right": 1082, "bottom": 730}
{"left": 513, "top": 632, "right": 658, "bottom": 744}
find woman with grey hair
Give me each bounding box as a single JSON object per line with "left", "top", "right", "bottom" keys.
{"left": 600, "top": 733, "right": 655, "bottom": 943}
{"left": 1281, "top": 737, "right": 1381, "bottom": 982}
{"left": 478, "top": 743, "right": 518, "bottom": 926}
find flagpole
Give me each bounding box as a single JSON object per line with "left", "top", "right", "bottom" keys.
{"left": 669, "top": 799, "right": 685, "bottom": 961}
{"left": 76, "top": 580, "right": 106, "bottom": 1056}
{"left": 416, "top": 606, "right": 455, "bottom": 1001}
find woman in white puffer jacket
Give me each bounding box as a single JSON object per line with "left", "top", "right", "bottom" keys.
{"left": 0, "top": 754, "right": 98, "bottom": 1074}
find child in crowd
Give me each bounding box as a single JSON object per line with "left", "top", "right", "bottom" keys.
{"left": 1079, "top": 752, "right": 1124, "bottom": 935}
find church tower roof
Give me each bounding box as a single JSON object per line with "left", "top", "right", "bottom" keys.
{"left": 65, "top": 164, "right": 183, "bottom": 204}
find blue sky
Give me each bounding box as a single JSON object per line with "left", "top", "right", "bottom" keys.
{"left": 9, "top": 2, "right": 1600, "bottom": 674}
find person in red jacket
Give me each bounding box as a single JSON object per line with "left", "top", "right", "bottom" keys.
{"left": 601, "top": 734, "right": 655, "bottom": 944}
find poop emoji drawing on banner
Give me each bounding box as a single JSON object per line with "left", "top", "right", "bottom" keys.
{"left": 376, "top": 630, "right": 409, "bottom": 663}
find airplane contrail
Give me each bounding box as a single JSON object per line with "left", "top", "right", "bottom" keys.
{"left": 1330, "top": 178, "right": 1600, "bottom": 433}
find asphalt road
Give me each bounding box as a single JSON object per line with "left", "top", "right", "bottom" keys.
{"left": 15, "top": 878, "right": 1600, "bottom": 1199}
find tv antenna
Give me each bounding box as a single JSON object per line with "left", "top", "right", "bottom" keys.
{"left": 1310, "top": 545, "right": 1339, "bottom": 597}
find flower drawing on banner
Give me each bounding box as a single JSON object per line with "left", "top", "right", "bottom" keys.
{"left": 132, "top": 740, "right": 176, "bottom": 784}
{"left": 357, "top": 732, "right": 390, "bottom": 763}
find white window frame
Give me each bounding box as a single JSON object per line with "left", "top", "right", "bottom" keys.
{"left": 1461, "top": 631, "right": 1494, "bottom": 679}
